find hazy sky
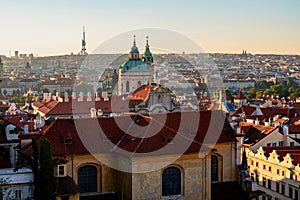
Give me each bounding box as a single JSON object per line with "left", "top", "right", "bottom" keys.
{"left": 0, "top": 0, "right": 299, "bottom": 56}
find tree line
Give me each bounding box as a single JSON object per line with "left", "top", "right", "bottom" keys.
{"left": 247, "top": 78, "right": 300, "bottom": 101}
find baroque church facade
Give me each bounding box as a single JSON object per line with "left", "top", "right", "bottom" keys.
{"left": 118, "top": 36, "right": 154, "bottom": 95}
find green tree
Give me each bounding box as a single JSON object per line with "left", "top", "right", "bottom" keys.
{"left": 247, "top": 88, "right": 256, "bottom": 101}
{"left": 15, "top": 138, "right": 54, "bottom": 200}
{"left": 32, "top": 138, "right": 40, "bottom": 199}
{"left": 9, "top": 97, "right": 22, "bottom": 103}
{"left": 256, "top": 90, "right": 264, "bottom": 98}
{"left": 75, "top": 81, "right": 93, "bottom": 93}
{"left": 290, "top": 88, "right": 300, "bottom": 98}
{"left": 225, "top": 88, "right": 234, "bottom": 102}
{"left": 43, "top": 88, "right": 49, "bottom": 93}
{"left": 39, "top": 138, "right": 54, "bottom": 200}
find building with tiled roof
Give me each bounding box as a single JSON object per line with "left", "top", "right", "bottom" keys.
{"left": 234, "top": 90, "right": 247, "bottom": 107}
{"left": 34, "top": 93, "right": 128, "bottom": 118}
{"left": 21, "top": 110, "right": 242, "bottom": 200}
{"left": 247, "top": 146, "right": 300, "bottom": 200}
{"left": 128, "top": 83, "right": 180, "bottom": 114}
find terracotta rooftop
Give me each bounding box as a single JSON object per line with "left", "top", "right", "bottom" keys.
{"left": 235, "top": 90, "right": 247, "bottom": 100}
{"left": 240, "top": 122, "right": 276, "bottom": 145}
{"left": 53, "top": 176, "right": 80, "bottom": 196}
{"left": 36, "top": 95, "right": 128, "bottom": 116}
{"left": 236, "top": 106, "right": 256, "bottom": 116}
{"left": 22, "top": 110, "right": 235, "bottom": 157}
{"left": 129, "top": 84, "right": 158, "bottom": 101}
{"left": 263, "top": 146, "right": 300, "bottom": 166}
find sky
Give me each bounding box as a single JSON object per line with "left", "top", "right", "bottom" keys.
{"left": 0, "top": 0, "right": 299, "bottom": 56}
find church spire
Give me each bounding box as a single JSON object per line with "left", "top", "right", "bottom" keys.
{"left": 142, "top": 36, "right": 153, "bottom": 64}
{"left": 130, "top": 35, "right": 139, "bottom": 60}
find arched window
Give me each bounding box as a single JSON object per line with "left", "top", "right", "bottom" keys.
{"left": 137, "top": 81, "right": 142, "bottom": 88}
{"left": 211, "top": 155, "right": 219, "bottom": 182}
{"left": 158, "top": 94, "right": 162, "bottom": 103}
{"left": 78, "top": 165, "right": 97, "bottom": 193}
{"left": 162, "top": 166, "right": 181, "bottom": 196}
{"left": 126, "top": 81, "right": 130, "bottom": 92}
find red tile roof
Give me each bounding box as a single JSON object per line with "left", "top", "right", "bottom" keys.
{"left": 22, "top": 110, "right": 235, "bottom": 157}
{"left": 36, "top": 95, "right": 128, "bottom": 116}
{"left": 236, "top": 106, "right": 256, "bottom": 116}
{"left": 263, "top": 146, "right": 300, "bottom": 165}
{"left": 129, "top": 84, "right": 158, "bottom": 101}
{"left": 240, "top": 122, "right": 276, "bottom": 145}
{"left": 235, "top": 90, "right": 247, "bottom": 100}
{"left": 53, "top": 176, "right": 80, "bottom": 196}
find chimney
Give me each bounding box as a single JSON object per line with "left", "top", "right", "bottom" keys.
{"left": 58, "top": 97, "right": 63, "bottom": 102}
{"left": 95, "top": 92, "right": 100, "bottom": 101}
{"left": 87, "top": 92, "right": 92, "bottom": 101}
{"left": 90, "top": 108, "right": 97, "bottom": 118}
{"left": 72, "top": 92, "right": 76, "bottom": 100}
{"left": 264, "top": 122, "right": 270, "bottom": 126}
{"left": 43, "top": 93, "right": 48, "bottom": 101}
{"left": 102, "top": 91, "right": 109, "bottom": 101}
{"left": 78, "top": 92, "right": 83, "bottom": 102}
{"left": 255, "top": 119, "right": 259, "bottom": 125}
{"left": 64, "top": 92, "right": 69, "bottom": 102}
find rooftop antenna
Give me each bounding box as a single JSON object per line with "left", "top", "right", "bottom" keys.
{"left": 81, "top": 26, "right": 87, "bottom": 55}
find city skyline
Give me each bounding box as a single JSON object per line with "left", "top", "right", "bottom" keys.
{"left": 0, "top": 0, "right": 299, "bottom": 56}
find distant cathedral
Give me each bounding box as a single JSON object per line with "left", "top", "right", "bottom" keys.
{"left": 118, "top": 35, "right": 153, "bottom": 95}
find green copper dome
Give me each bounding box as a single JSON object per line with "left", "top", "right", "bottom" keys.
{"left": 120, "top": 59, "right": 151, "bottom": 73}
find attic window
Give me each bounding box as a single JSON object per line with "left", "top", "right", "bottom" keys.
{"left": 61, "top": 132, "right": 73, "bottom": 144}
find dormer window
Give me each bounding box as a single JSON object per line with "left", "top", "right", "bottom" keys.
{"left": 53, "top": 157, "right": 68, "bottom": 177}
{"left": 60, "top": 132, "right": 73, "bottom": 144}
{"left": 58, "top": 165, "right": 66, "bottom": 177}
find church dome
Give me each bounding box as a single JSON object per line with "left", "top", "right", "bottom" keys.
{"left": 120, "top": 59, "right": 150, "bottom": 73}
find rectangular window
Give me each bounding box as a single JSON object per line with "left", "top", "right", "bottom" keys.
{"left": 281, "top": 183, "right": 285, "bottom": 195}
{"left": 256, "top": 162, "right": 259, "bottom": 167}
{"left": 267, "top": 143, "right": 271, "bottom": 146}
{"left": 263, "top": 165, "right": 266, "bottom": 170}
{"left": 276, "top": 182, "right": 280, "bottom": 192}
{"left": 268, "top": 166, "right": 272, "bottom": 172}
{"left": 262, "top": 177, "right": 266, "bottom": 187}
{"left": 58, "top": 165, "right": 65, "bottom": 176}
{"left": 267, "top": 179, "right": 271, "bottom": 189}
{"left": 289, "top": 186, "right": 293, "bottom": 198}
{"left": 278, "top": 141, "right": 284, "bottom": 146}
{"left": 277, "top": 169, "right": 280, "bottom": 175}
{"left": 251, "top": 160, "right": 254, "bottom": 165}
{"left": 282, "top": 171, "right": 285, "bottom": 177}
{"left": 295, "top": 189, "right": 299, "bottom": 200}
{"left": 272, "top": 142, "right": 277, "bottom": 146}
{"left": 15, "top": 190, "right": 21, "bottom": 199}
{"left": 290, "top": 142, "right": 295, "bottom": 146}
